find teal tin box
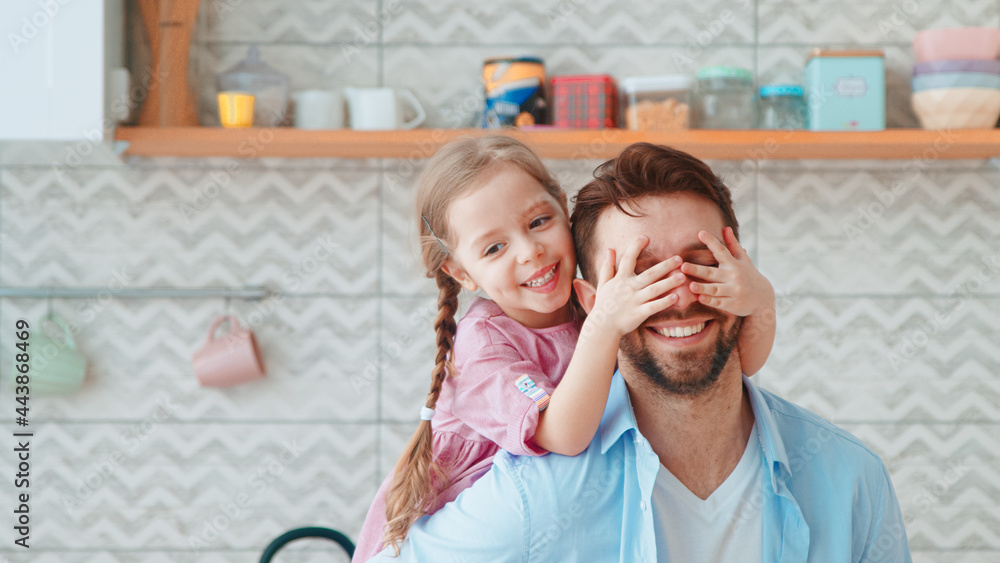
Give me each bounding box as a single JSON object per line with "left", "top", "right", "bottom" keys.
{"left": 805, "top": 49, "right": 886, "bottom": 131}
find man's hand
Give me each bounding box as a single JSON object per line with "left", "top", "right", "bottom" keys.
{"left": 681, "top": 227, "right": 774, "bottom": 317}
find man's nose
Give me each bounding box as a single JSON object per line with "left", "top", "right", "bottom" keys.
{"left": 669, "top": 275, "right": 700, "bottom": 310}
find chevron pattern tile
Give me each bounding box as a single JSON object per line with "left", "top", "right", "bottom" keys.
{"left": 757, "top": 162, "right": 1000, "bottom": 296}
{"left": 0, "top": 422, "right": 375, "bottom": 550}
{"left": 384, "top": 45, "right": 754, "bottom": 128}
{"left": 382, "top": 163, "right": 438, "bottom": 297}
{"left": 204, "top": 0, "right": 378, "bottom": 44}
{"left": 383, "top": 0, "right": 753, "bottom": 45}
{"left": 758, "top": 297, "right": 1000, "bottom": 423}
{"left": 379, "top": 296, "right": 439, "bottom": 423}
{"left": 0, "top": 296, "right": 379, "bottom": 422}
{"left": 840, "top": 422, "right": 1000, "bottom": 553}
{"left": 1, "top": 166, "right": 380, "bottom": 294}
{"left": 758, "top": 0, "right": 1000, "bottom": 45}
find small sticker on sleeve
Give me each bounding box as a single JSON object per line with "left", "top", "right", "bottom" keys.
{"left": 515, "top": 374, "right": 550, "bottom": 411}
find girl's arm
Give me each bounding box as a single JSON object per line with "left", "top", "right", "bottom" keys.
{"left": 683, "top": 227, "right": 776, "bottom": 376}
{"left": 533, "top": 236, "right": 685, "bottom": 456}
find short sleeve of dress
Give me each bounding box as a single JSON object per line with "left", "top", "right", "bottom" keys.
{"left": 450, "top": 323, "right": 554, "bottom": 457}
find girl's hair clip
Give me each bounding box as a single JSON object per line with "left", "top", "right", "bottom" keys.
{"left": 421, "top": 215, "right": 449, "bottom": 255}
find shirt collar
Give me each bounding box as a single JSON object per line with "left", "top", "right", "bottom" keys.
{"left": 597, "top": 371, "right": 794, "bottom": 483}
{"left": 598, "top": 371, "right": 638, "bottom": 454}
{"left": 743, "top": 374, "right": 792, "bottom": 481}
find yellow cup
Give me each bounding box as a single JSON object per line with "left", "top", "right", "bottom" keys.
{"left": 218, "top": 91, "right": 255, "bottom": 128}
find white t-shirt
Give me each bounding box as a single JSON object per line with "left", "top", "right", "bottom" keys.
{"left": 651, "top": 423, "right": 764, "bottom": 562}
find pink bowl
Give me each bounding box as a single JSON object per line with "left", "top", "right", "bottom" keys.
{"left": 913, "top": 27, "right": 1000, "bottom": 63}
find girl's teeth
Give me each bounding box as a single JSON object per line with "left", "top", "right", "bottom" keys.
{"left": 656, "top": 322, "right": 707, "bottom": 338}
{"left": 524, "top": 265, "right": 556, "bottom": 287}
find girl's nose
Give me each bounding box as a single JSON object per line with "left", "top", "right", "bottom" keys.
{"left": 518, "top": 238, "right": 544, "bottom": 263}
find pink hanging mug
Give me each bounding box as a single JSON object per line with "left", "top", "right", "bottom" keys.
{"left": 192, "top": 315, "right": 266, "bottom": 387}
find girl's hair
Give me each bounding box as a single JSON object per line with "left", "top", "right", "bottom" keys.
{"left": 381, "top": 135, "right": 563, "bottom": 554}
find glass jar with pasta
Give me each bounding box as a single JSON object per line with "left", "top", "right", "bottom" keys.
{"left": 619, "top": 75, "right": 693, "bottom": 131}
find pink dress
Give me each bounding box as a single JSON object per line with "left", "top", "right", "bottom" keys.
{"left": 352, "top": 297, "right": 581, "bottom": 561}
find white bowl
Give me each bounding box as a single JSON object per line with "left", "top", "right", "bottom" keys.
{"left": 911, "top": 87, "right": 1000, "bottom": 129}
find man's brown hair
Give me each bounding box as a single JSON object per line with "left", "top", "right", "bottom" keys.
{"left": 571, "top": 143, "right": 740, "bottom": 284}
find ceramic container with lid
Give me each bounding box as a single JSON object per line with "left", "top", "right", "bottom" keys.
{"left": 804, "top": 49, "right": 885, "bottom": 131}
{"left": 693, "top": 66, "right": 756, "bottom": 129}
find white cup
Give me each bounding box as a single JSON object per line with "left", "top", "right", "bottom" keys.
{"left": 292, "top": 89, "right": 345, "bottom": 129}
{"left": 345, "top": 87, "right": 426, "bottom": 130}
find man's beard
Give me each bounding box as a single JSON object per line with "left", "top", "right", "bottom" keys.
{"left": 620, "top": 302, "right": 743, "bottom": 396}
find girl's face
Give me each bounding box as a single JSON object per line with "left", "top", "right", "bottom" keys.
{"left": 442, "top": 164, "right": 576, "bottom": 329}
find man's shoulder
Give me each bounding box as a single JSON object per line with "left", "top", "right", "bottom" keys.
{"left": 753, "top": 384, "right": 888, "bottom": 475}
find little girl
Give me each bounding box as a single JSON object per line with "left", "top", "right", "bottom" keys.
{"left": 352, "top": 136, "right": 775, "bottom": 561}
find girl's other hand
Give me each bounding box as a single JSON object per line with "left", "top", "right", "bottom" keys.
{"left": 681, "top": 227, "right": 775, "bottom": 317}
{"left": 589, "top": 235, "right": 685, "bottom": 337}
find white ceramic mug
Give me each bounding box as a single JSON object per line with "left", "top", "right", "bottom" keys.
{"left": 292, "top": 89, "right": 346, "bottom": 129}
{"left": 345, "top": 87, "right": 426, "bottom": 130}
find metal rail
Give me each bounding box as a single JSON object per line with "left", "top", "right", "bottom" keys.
{"left": 0, "top": 286, "right": 271, "bottom": 299}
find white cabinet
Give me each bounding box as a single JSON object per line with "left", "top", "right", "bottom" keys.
{"left": 0, "top": 0, "right": 122, "bottom": 141}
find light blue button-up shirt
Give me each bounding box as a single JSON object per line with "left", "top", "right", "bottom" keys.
{"left": 371, "top": 373, "right": 911, "bottom": 562}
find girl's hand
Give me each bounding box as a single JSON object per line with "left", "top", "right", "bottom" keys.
{"left": 589, "top": 235, "right": 686, "bottom": 337}
{"left": 681, "top": 227, "right": 774, "bottom": 317}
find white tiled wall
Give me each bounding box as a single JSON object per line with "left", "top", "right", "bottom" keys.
{"left": 0, "top": 1, "right": 997, "bottom": 560}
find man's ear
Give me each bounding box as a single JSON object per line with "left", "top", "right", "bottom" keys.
{"left": 572, "top": 278, "right": 597, "bottom": 315}
{"left": 441, "top": 260, "right": 478, "bottom": 292}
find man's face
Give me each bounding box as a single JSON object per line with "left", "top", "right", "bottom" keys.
{"left": 592, "top": 193, "right": 743, "bottom": 395}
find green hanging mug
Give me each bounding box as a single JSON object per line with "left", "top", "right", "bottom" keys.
{"left": 10, "top": 312, "right": 87, "bottom": 395}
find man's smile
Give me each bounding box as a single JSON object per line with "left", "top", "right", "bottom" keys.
{"left": 645, "top": 318, "right": 716, "bottom": 346}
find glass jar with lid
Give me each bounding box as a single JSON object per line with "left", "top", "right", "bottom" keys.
{"left": 758, "top": 84, "right": 807, "bottom": 129}
{"left": 693, "top": 66, "right": 756, "bottom": 129}
{"left": 619, "top": 75, "right": 693, "bottom": 131}
{"left": 216, "top": 45, "right": 290, "bottom": 127}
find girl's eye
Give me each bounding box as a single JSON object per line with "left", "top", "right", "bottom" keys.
{"left": 529, "top": 216, "right": 551, "bottom": 229}
{"left": 485, "top": 243, "right": 504, "bottom": 256}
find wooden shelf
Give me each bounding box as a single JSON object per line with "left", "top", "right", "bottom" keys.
{"left": 115, "top": 127, "right": 1000, "bottom": 160}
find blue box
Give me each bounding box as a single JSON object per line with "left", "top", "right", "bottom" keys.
{"left": 805, "top": 50, "right": 886, "bottom": 131}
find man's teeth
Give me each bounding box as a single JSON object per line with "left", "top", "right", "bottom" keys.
{"left": 655, "top": 322, "right": 707, "bottom": 338}
{"left": 524, "top": 265, "right": 556, "bottom": 287}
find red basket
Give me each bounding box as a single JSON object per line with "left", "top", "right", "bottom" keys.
{"left": 550, "top": 74, "right": 618, "bottom": 129}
